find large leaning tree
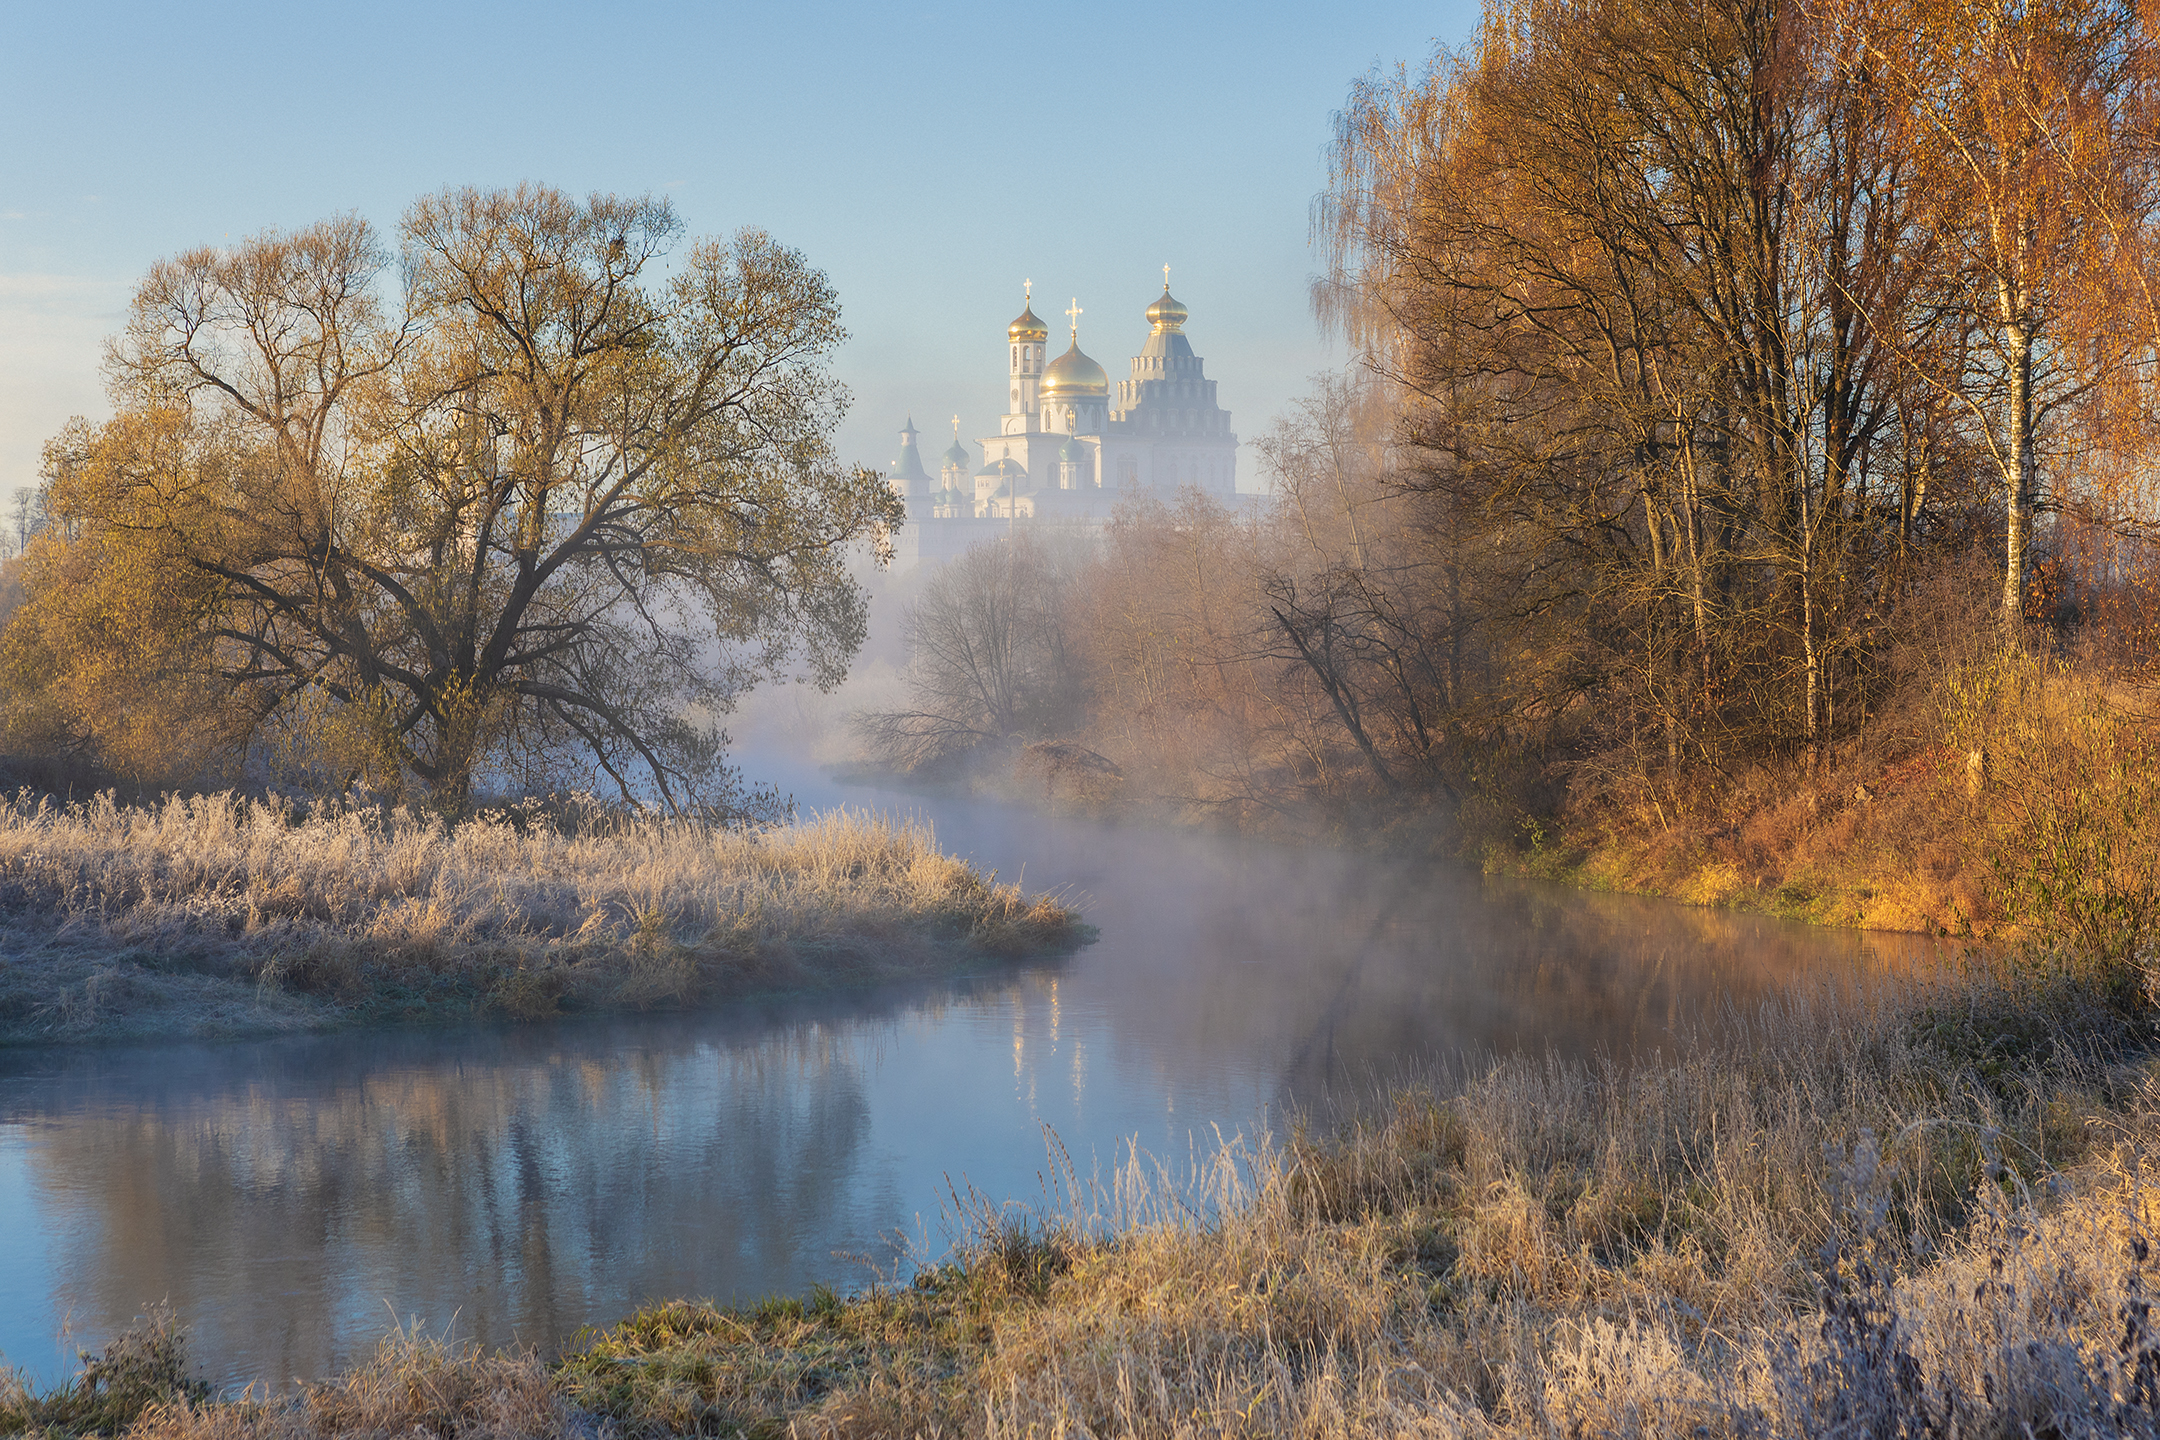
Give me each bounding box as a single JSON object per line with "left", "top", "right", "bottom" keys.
{"left": 3, "top": 185, "right": 902, "bottom": 813}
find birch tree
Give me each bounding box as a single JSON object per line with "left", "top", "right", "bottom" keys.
{"left": 1847, "top": 0, "right": 2156, "bottom": 627}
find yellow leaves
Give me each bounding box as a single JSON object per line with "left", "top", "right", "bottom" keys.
{"left": 7, "top": 186, "right": 895, "bottom": 812}
{"left": 2, "top": 409, "right": 236, "bottom": 784}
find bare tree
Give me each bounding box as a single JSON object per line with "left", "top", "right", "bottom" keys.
{"left": 855, "top": 535, "right": 1086, "bottom": 769}
{"left": 6, "top": 186, "right": 900, "bottom": 810}
{"left": 9, "top": 488, "right": 33, "bottom": 558}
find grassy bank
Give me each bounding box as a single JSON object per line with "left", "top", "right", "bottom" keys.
{"left": 1483, "top": 650, "right": 2160, "bottom": 953}
{"left": 0, "top": 791, "right": 1087, "bottom": 1045}
{"left": 19, "top": 953, "right": 2160, "bottom": 1437}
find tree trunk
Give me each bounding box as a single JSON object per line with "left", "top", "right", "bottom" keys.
{"left": 1799, "top": 483, "right": 1821, "bottom": 771}
{"left": 2001, "top": 317, "right": 2036, "bottom": 631}
{"left": 1271, "top": 606, "right": 1402, "bottom": 796}
{"left": 1680, "top": 431, "right": 1711, "bottom": 694}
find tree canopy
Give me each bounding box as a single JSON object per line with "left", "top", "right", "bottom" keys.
{"left": 3, "top": 185, "right": 901, "bottom": 813}
{"left": 1311, "top": 0, "right": 2160, "bottom": 787}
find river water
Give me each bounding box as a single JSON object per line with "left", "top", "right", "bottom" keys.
{"left": 0, "top": 765, "right": 1941, "bottom": 1389}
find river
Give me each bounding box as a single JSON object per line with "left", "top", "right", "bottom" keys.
{"left": 0, "top": 764, "right": 1941, "bottom": 1389}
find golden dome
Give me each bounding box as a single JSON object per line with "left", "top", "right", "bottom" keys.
{"left": 1041, "top": 339, "right": 1109, "bottom": 399}
{"left": 1146, "top": 287, "right": 1188, "bottom": 332}
{"left": 1008, "top": 304, "right": 1049, "bottom": 342}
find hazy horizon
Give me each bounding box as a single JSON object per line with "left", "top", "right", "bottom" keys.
{"left": 0, "top": 1, "right": 1475, "bottom": 503}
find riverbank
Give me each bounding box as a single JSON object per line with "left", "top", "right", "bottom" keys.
{"left": 16, "top": 950, "right": 2160, "bottom": 1437}
{"left": 1481, "top": 783, "right": 1976, "bottom": 936}
{"left": 1478, "top": 653, "right": 2160, "bottom": 951}
{"left": 847, "top": 746, "right": 1970, "bottom": 937}
{"left": 0, "top": 791, "right": 1088, "bottom": 1046}
{"left": 853, "top": 641, "right": 2160, "bottom": 955}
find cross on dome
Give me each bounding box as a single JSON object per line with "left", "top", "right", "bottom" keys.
{"left": 1163, "top": 263, "right": 1171, "bottom": 291}
{"left": 1065, "top": 298, "right": 1083, "bottom": 337}
{"left": 1024, "top": 279, "right": 1032, "bottom": 301}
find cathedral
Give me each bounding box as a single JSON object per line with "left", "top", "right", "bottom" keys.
{"left": 883, "top": 276, "right": 1239, "bottom": 564}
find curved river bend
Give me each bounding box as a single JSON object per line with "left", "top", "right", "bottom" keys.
{"left": 0, "top": 768, "right": 1941, "bottom": 1389}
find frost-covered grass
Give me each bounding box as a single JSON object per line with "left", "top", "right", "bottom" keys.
{"left": 0, "top": 791, "right": 1086, "bottom": 1042}
{"left": 545, "top": 968, "right": 2160, "bottom": 1439}
{"left": 29, "top": 960, "right": 2160, "bottom": 1438}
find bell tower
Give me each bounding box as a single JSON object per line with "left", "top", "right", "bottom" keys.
{"left": 1007, "top": 281, "right": 1049, "bottom": 421}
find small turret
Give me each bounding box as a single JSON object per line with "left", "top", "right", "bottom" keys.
{"left": 887, "top": 416, "right": 935, "bottom": 501}
{"left": 937, "top": 416, "right": 973, "bottom": 518}
{"left": 1146, "top": 285, "right": 1189, "bottom": 333}
{"left": 975, "top": 454, "right": 1032, "bottom": 519}
{"left": 1058, "top": 434, "right": 1090, "bottom": 490}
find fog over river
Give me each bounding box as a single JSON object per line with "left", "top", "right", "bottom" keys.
{"left": 0, "top": 761, "right": 1946, "bottom": 1390}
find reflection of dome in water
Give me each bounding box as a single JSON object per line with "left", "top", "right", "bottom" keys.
{"left": 1041, "top": 340, "right": 1109, "bottom": 399}
{"left": 1146, "top": 288, "right": 1188, "bottom": 332}
{"left": 1008, "top": 303, "right": 1049, "bottom": 342}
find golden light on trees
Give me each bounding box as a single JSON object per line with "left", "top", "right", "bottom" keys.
{"left": 1313, "top": 0, "right": 2160, "bottom": 787}
{"left": 3, "top": 185, "right": 902, "bottom": 812}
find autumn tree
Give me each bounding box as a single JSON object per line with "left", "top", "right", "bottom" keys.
{"left": 1254, "top": 372, "right": 1504, "bottom": 803}
{"left": 3, "top": 186, "right": 900, "bottom": 811}
{"left": 1316, "top": 0, "right": 2043, "bottom": 797}
{"left": 1841, "top": 0, "right": 2159, "bottom": 628}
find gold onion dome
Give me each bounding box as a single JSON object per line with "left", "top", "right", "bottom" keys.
{"left": 1008, "top": 303, "right": 1050, "bottom": 342}
{"left": 1041, "top": 340, "right": 1109, "bottom": 398}
{"left": 1146, "top": 287, "right": 1189, "bottom": 332}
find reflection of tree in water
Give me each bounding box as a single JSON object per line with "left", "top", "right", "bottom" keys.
{"left": 1067, "top": 837, "right": 1947, "bottom": 1112}
{"left": 0, "top": 794, "right": 1960, "bottom": 1392}
{"left": 4, "top": 1006, "right": 911, "bottom": 1388}
{"left": 789, "top": 785, "right": 1945, "bottom": 1114}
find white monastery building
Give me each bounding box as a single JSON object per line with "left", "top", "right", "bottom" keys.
{"left": 884, "top": 275, "right": 1239, "bottom": 563}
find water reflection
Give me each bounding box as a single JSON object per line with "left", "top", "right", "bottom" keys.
{"left": 0, "top": 780, "right": 1946, "bottom": 1389}
{"left": 2, "top": 1002, "right": 915, "bottom": 1387}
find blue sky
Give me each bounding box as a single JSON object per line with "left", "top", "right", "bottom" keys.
{"left": 0, "top": 1, "right": 1474, "bottom": 498}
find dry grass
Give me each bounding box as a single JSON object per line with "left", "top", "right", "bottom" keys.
{"left": 0, "top": 1307, "right": 209, "bottom": 1437}
{"left": 1513, "top": 647, "right": 2160, "bottom": 951}
{"left": 81, "top": 1326, "right": 582, "bottom": 1440}
{"left": 52, "top": 960, "right": 2159, "bottom": 1438}
{"left": 0, "top": 791, "right": 1087, "bottom": 1044}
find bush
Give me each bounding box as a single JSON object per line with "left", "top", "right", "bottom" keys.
{"left": 0, "top": 1307, "right": 207, "bottom": 1437}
